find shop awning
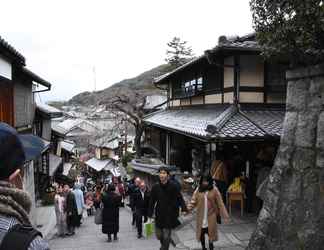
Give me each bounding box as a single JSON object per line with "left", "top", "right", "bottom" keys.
{"left": 85, "top": 158, "right": 114, "bottom": 172}
{"left": 63, "top": 163, "right": 72, "bottom": 176}
{"left": 41, "top": 138, "right": 51, "bottom": 153}
{"left": 60, "top": 140, "right": 75, "bottom": 153}
{"left": 49, "top": 153, "right": 62, "bottom": 176}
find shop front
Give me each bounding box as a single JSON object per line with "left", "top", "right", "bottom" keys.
{"left": 144, "top": 104, "right": 285, "bottom": 216}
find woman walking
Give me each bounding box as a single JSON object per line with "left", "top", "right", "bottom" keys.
{"left": 54, "top": 185, "right": 66, "bottom": 237}
{"left": 101, "top": 183, "right": 122, "bottom": 242}
{"left": 188, "top": 174, "right": 229, "bottom": 250}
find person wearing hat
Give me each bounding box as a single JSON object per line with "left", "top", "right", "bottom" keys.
{"left": 0, "top": 122, "right": 49, "bottom": 249}
{"left": 148, "top": 166, "right": 188, "bottom": 250}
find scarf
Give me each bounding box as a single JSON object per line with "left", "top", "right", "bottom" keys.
{"left": 0, "top": 181, "right": 32, "bottom": 225}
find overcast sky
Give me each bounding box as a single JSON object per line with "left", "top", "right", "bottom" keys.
{"left": 1, "top": 0, "right": 253, "bottom": 102}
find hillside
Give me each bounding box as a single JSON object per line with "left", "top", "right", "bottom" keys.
{"left": 68, "top": 64, "right": 172, "bottom": 106}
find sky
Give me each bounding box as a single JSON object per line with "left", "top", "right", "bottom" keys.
{"left": 0, "top": 0, "right": 253, "bottom": 102}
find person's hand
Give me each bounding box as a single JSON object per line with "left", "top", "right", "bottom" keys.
{"left": 181, "top": 211, "right": 189, "bottom": 216}
{"left": 223, "top": 217, "right": 230, "bottom": 224}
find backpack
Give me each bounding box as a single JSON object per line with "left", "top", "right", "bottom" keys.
{"left": 0, "top": 224, "right": 42, "bottom": 250}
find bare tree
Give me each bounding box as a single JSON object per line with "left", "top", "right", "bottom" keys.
{"left": 102, "top": 92, "right": 146, "bottom": 158}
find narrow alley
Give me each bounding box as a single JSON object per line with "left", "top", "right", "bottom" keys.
{"left": 49, "top": 208, "right": 178, "bottom": 250}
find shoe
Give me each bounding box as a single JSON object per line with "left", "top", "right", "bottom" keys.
{"left": 114, "top": 235, "right": 118, "bottom": 241}
{"left": 107, "top": 237, "right": 112, "bottom": 242}
{"left": 137, "top": 234, "right": 143, "bottom": 239}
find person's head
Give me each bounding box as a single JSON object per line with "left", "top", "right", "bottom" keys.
{"left": 199, "top": 174, "right": 213, "bottom": 192}
{"left": 74, "top": 183, "right": 81, "bottom": 190}
{"left": 63, "top": 184, "right": 70, "bottom": 193}
{"left": 56, "top": 185, "right": 63, "bottom": 194}
{"left": 135, "top": 177, "right": 141, "bottom": 186}
{"left": 158, "top": 167, "right": 170, "bottom": 184}
{"left": 139, "top": 181, "right": 146, "bottom": 192}
{"left": 0, "top": 122, "right": 45, "bottom": 189}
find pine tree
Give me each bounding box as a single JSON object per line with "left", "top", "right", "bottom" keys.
{"left": 165, "top": 37, "right": 194, "bottom": 69}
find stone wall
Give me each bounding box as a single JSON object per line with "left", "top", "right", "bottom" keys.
{"left": 248, "top": 64, "right": 324, "bottom": 250}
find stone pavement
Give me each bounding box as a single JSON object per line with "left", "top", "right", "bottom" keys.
{"left": 48, "top": 204, "right": 256, "bottom": 250}
{"left": 48, "top": 207, "right": 178, "bottom": 250}
{"left": 34, "top": 205, "right": 57, "bottom": 240}
{"left": 173, "top": 210, "right": 257, "bottom": 250}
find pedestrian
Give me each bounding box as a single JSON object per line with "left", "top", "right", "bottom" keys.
{"left": 148, "top": 167, "right": 188, "bottom": 250}
{"left": 0, "top": 122, "right": 49, "bottom": 249}
{"left": 129, "top": 177, "right": 141, "bottom": 226}
{"left": 64, "top": 184, "right": 78, "bottom": 236}
{"left": 94, "top": 185, "right": 102, "bottom": 210}
{"left": 73, "top": 183, "right": 85, "bottom": 227}
{"left": 54, "top": 185, "right": 67, "bottom": 237}
{"left": 85, "top": 191, "right": 94, "bottom": 216}
{"left": 133, "top": 181, "right": 150, "bottom": 238}
{"left": 188, "top": 174, "right": 230, "bottom": 250}
{"left": 210, "top": 159, "right": 228, "bottom": 204}
{"left": 101, "top": 183, "right": 122, "bottom": 242}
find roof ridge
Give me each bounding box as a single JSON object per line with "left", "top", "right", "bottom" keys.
{"left": 238, "top": 108, "right": 269, "bottom": 136}
{"left": 205, "top": 105, "right": 238, "bottom": 135}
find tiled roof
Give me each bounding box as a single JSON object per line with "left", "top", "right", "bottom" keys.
{"left": 217, "top": 41, "right": 260, "bottom": 51}
{"left": 145, "top": 106, "right": 228, "bottom": 138}
{"left": 36, "top": 101, "right": 62, "bottom": 117}
{"left": 144, "top": 105, "right": 285, "bottom": 141}
{"left": 241, "top": 110, "right": 285, "bottom": 137}
{"left": 0, "top": 36, "right": 25, "bottom": 65}
{"left": 154, "top": 55, "right": 206, "bottom": 84}
{"left": 219, "top": 113, "right": 266, "bottom": 138}
{"left": 22, "top": 67, "right": 51, "bottom": 88}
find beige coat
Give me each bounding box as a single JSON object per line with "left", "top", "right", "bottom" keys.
{"left": 188, "top": 187, "right": 229, "bottom": 241}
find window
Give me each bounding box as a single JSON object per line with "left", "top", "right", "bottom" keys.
{"left": 177, "top": 76, "right": 204, "bottom": 98}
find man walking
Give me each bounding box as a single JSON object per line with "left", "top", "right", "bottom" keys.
{"left": 148, "top": 167, "right": 188, "bottom": 250}
{"left": 129, "top": 177, "right": 141, "bottom": 226}
{"left": 0, "top": 122, "right": 49, "bottom": 249}
{"left": 133, "top": 181, "right": 150, "bottom": 238}
{"left": 64, "top": 184, "right": 78, "bottom": 235}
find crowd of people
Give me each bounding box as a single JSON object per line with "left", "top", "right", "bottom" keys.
{"left": 0, "top": 120, "right": 230, "bottom": 250}
{"left": 52, "top": 166, "right": 230, "bottom": 250}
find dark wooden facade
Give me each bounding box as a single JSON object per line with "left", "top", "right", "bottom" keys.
{"left": 0, "top": 79, "right": 14, "bottom": 126}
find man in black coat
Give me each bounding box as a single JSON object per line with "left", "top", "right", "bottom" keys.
{"left": 133, "top": 181, "right": 150, "bottom": 238}
{"left": 129, "top": 177, "right": 141, "bottom": 226}
{"left": 148, "top": 167, "right": 188, "bottom": 250}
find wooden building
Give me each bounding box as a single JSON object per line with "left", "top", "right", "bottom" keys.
{"left": 0, "top": 35, "right": 52, "bottom": 222}
{"left": 144, "top": 34, "right": 288, "bottom": 213}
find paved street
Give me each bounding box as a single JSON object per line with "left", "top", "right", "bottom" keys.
{"left": 49, "top": 207, "right": 178, "bottom": 250}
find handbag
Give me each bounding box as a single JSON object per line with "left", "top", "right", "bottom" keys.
{"left": 143, "top": 221, "right": 155, "bottom": 238}
{"left": 94, "top": 204, "right": 103, "bottom": 225}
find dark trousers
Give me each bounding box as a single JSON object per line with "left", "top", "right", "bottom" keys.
{"left": 135, "top": 212, "right": 147, "bottom": 236}
{"left": 132, "top": 209, "right": 136, "bottom": 226}
{"left": 155, "top": 227, "right": 172, "bottom": 250}
{"left": 215, "top": 180, "right": 227, "bottom": 204}
{"left": 136, "top": 213, "right": 143, "bottom": 235}
{"left": 200, "top": 227, "right": 214, "bottom": 250}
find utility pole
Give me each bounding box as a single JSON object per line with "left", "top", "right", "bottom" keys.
{"left": 124, "top": 117, "right": 128, "bottom": 155}
{"left": 93, "top": 66, "right": 96, "bottom": 92}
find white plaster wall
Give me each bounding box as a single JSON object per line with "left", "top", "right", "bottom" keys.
{"left": 205, "top": 94, "right": 222, "bottom": 104}
{"left": 224, "top": 92, "right": 234, "bottom": 103}
{"left": 0, "top": 56, "right": 12, "bottom": 80}
{"left": 224, "top": 57, "right": 234, "bottom": 88}
{"left": 240, "top": 92, "right": 264, "bottom": 103}
{"left": 240, "top": 55, "right": 264, "bottom": 87}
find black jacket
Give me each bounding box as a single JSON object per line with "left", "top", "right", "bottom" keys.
{"left": 148, "top": 181, "right": 187, "bottom": 229}
{"left": 133, "top": 189, "right": 150, "bottom": 217}
{"left": 102, "top": 191, "right": 122, "bottom": 234}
